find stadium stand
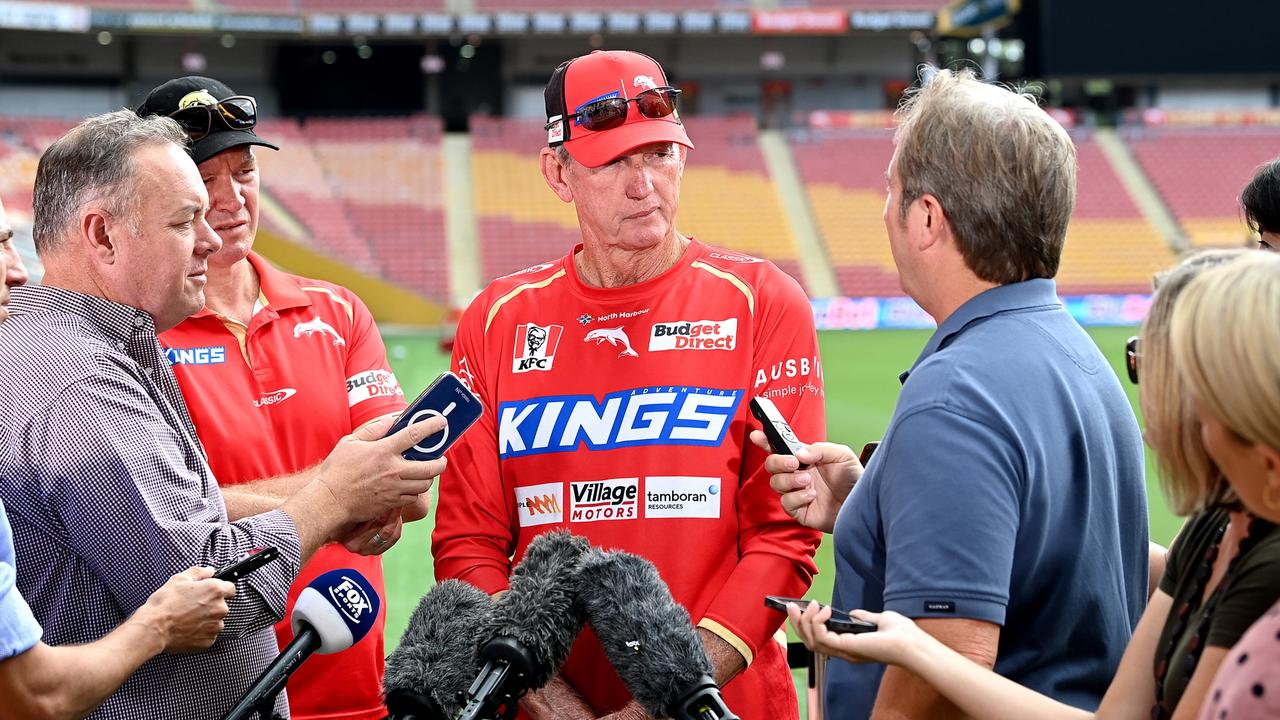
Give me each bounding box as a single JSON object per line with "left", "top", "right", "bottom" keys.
{"left": 469, "top": 114, "right": 805, "bottom": 289}
{"left": 1126, "top": 127, "right": 1280, "bottom": 248}
{"left": 791, "top": 126, "right": 1175, "bottom": 296}
{"left": 255, "top": 116, "right": 450, "bottom": 301}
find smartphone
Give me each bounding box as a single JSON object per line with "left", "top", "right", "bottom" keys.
{"left": 214, "top": 546, "right": 279, "bottom": 582}
{"left": 386, "top": 371, "right": 483, "bottom": 462}
{"left": 764, "top": 595, "right": 877, "bottom": 634}
{"left": 859, "top": 441, "right": 879, "bottom": 466}
{"left": 750, "top": 396, "right": 809, "bottom": 470}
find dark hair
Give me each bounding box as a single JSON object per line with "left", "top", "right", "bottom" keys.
{"left": 1241, "top": 157, "right": 1280, "bottom": 235}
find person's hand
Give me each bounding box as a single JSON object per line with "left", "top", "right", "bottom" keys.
{"left": 749, "top": 431, "right": 861, "bottom": 533}
{"left": 317, "top": 415, "right": 447, "bottom": 524}
{"left": 787, "top": 601, "right": 925, "bottom": 668}
{"left": 335, "top": 507, "right": 404, "bottom": 555}
{"left": 134, "top": 566, "right": 235, "bottom": 653}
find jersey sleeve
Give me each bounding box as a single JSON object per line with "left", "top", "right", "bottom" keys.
{"left": 697, "top": 267, "right": 824, "bottom": 665}
{"left": 342, "top": 290, "right": 407, "bottom": 430}
{"left": 878, "top": 406, "right": 1023, "bottom": 625}
{"left": 431, "top": 296, "right": 517, "bottom": 594}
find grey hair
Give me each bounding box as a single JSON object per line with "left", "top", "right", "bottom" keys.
{"left": 893, "top": 66, "right": 1076, "bottom": 284}
{"left": 33, "top": 109, "right": 188, "bottom": 255}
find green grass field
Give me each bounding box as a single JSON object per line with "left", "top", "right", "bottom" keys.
{"left": 377, "top": 326, "right": 1175, "bottom": 707}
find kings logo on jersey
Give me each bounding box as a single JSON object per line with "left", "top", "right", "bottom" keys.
{"left": 512, "top": 323, "right": 564, "bottom": 373}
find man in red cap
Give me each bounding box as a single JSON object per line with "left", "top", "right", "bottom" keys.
{"left": 138, "top": 76, "right": 424, "bottom": 720}
{"left": 433, "top": 50, "right": 825, "bottom": 719}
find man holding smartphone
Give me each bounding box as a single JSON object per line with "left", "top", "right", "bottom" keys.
{"left": 139, "top": 76, "right": 420, "bottom": 720}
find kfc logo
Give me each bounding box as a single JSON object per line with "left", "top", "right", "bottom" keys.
{"left": 513, "top": 323, "right": 563, "bottom": 373}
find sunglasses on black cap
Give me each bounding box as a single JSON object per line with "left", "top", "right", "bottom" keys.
{"left": 168, "top": 95, "right": 258, "bottom": 140}
{"left": 546, "top": 86, "right": 681, "bottom": 142}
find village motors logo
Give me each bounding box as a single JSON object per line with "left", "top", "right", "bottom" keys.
{"left": 512, "top": 323, "right": 563, "bottom": 373}
{"left": 515, "top": 482, "right": 564, "bottom": 527}
{"left": 649, "top": 319, "right": 738, "bottom": 352}
{"left": 254, "top": 388, "right": 297, "bottom": 408}
{"left": 569, "top": 478, "right": 638, "bottom": 523}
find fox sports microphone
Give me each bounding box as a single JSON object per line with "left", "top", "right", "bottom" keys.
{"left": 577, "top": 549, "right": 740, "bottom": 720}
{"left": 383, "top": 580, "right": 494, "bottom": 720}
{"left": 458, "top": 530, "right": 591, "bottom": 720}
{"left": 224, "top": 569, "right": 380, "bottom": 720}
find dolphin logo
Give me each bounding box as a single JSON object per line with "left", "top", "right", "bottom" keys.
{"left": 585, "top": 327, "right": 638, "bottom": 358}
{"left": 633, "top": 75, "right": 658, "bottom": 91}
{"left": 293, "top": 317, "right": 346, "bottom": 347}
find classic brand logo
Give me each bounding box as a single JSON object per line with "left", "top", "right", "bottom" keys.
{"left": 294, "top": 317, "right": 346, "bottom": 347}
{"left": 329, "top": 576, "right": 374, "bottom": 623}
{"left": 512, "top": 323, "right": 563, "bottom": 373}
{"left": 648, "top": 319, "right": 738, "bottom": 352}
{"left": 516, "top": 482, "right": 563, "bottom": 527}
{"left": 345, "top": 369, "right": 403, "bottom": 407}
{"left": 498, "top": 386, "right": 742, "bottom": 459}
{"left": 644, "top": 476, "right": 721, "bottom": 519}
{"left": 570, "top": 478, "right": 638, "bottom": 523}
{"left": 707, "top": 251, "right": 763, "bottom": 264}
{"left": 254, "top": 388, "right": 297, "bottom": 408}
{"left": 584, "top": 327, "right": 638, "bottom": 358}
{"left": 165, "top": 345, "right": 226, "bottom": 366}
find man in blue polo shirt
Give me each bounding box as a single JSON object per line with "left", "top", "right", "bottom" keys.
{"left": 757, "top": 68, "right": 1147, "bottom": 718}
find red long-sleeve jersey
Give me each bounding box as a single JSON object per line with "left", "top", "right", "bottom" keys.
{"left": 432, "top": 239, "right": 824, "bottom": 719}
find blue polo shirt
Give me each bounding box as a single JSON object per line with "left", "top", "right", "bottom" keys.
{"left": 0, "top": 498, "right": 41, "bottom": 661}
{"left": 826, "top": 279, "right": 1147, "bottom": 718}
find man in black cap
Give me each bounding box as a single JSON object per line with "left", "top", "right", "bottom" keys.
{"left": 139, "top": 77, "right": 425, "bottom": 720}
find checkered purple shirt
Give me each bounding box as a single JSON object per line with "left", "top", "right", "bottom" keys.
{"left": 0, "top": 285, "right": 303, "bottom": 719}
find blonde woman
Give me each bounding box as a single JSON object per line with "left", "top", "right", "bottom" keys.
{"left": 785, "top": 250, "right": 1280, "bottom": 720}
{"left": 1168, "top": 252, "right": 1280, "bottom": 719}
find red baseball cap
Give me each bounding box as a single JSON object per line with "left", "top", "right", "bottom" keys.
{"left": 544, "top": 50, "right": 693, "bottom": 168}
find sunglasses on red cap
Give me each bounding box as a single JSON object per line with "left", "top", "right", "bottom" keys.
{"left": 168, "top": 95, "right": 258, "bottom": 140}
{"left": 546, "top": 86, "right": 681, "bottom": 142}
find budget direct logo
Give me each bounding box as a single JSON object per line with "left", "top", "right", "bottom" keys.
{"left": 516, "top": 482, "right": 563, "bottom": 527}
{"left": 328, "top": 575, "right": 374, "bottom": 623}
{"left": 512, "top": 323, "right": 563, "bottom": 373}
{"left": 165, "top": 345, "right": 226, "bottom": 366}
{"left": 570, "top": 478, "right": 638, "bottom": 523}
{"left": 644, "top": 476, "right": 721, "bottom": 519}
{"left": 254, "top": 388, "right": 297, "bottom": 408}
{"left": 346, "top": 369, "right": 404, "bottom": 407}
{"left": 648, "top": 319, "right": 738, "bottom": 352}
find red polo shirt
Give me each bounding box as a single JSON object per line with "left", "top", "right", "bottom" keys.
{"left": 161, "top": 253, "right": 406, "bottom": 720}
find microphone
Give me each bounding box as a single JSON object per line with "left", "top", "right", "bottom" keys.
{"left": 224, "top": 569, "right": 380, "bottom": 720}
{"left": 576, "top": 549, "right": 740, "bottom": 720}
{"left": 383, "top": 579, "right": 493, "bottom": 720}
{"left": 458, "top": 530, "right": 590, "bottom": 720}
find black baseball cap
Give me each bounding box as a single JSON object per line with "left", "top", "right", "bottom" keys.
{"left": 137, "top": 76, "right": 278, "bottom": 165}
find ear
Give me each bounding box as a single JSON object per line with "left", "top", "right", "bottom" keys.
{"left": 913, "top": 193, "right": 949, "bottom": 252}
{"left": 540, "top": 148, "right": 574, "bottom": 204}
{"left": 80, "top": 209, "right": 119, "bottom": 265}
{"left": 1258, "top": 442, "right": 1280, "bottom": 490}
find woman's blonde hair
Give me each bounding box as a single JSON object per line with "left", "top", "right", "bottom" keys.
{"left": 1173, "top": 252, "right": 1280, "bottom": 462}
{"left": 1142, "top": 249, "right": 1246, "bottom": 514}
